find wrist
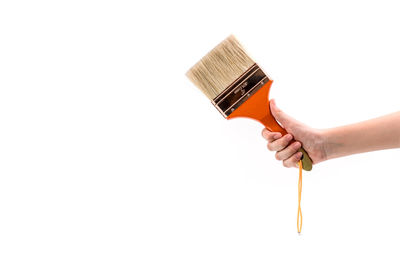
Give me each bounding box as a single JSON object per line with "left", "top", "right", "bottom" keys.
{"left": 320, "top": 128, "right": 339, "bottom": 161}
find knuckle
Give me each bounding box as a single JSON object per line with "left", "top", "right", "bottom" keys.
{"left": 290, "top": 143, "right": 299, "bottom": 153}
{"left": 262, "top": 130, "right": 272, "bottom": 140}
{"left": 267, "top": 143, "right": 273, "bottom": 151}
{"left": 275, "top": 140, "right": 285, "bottom": 150}
{"left": 282, "top": 161, "right": 289, "bottom": 168}
{"left": 266, "top": 134, "right": 274, "bottom": 141}
{"left": 291, "top": 156, "right": 300, "bottom": 165}
{"left": 261, "top": 130, "right": 267, "bottom": 138}
{"left": 281, "top": 136, "right": 291, "bottom": 146}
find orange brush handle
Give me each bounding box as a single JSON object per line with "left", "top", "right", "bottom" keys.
{"left": 227, "top": 80, "right": 313, "bottom": 171}
{"left": 228, "top": 80, "right": 285, "bottom": 133}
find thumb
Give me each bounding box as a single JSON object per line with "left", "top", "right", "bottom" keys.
{"left": 269, "top": 99, "right": 296, "bottom": 130}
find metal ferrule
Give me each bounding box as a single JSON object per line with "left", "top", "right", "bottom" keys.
{"left": 212, "top": 64, "right": 270, "bottom": 118}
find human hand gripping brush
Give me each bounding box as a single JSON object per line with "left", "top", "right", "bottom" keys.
{"left": 186, "top": 35, "right": 311, "bottom": 233}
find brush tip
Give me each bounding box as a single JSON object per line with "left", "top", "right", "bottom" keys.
{"left": 186, "top": 35, "right": 255, "bottom": 100}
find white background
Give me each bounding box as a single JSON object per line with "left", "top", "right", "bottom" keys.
{"left": 1, "top": 0, "right": 400, "bottom": 266}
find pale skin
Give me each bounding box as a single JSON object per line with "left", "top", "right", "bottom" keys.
{"left": 262, "top": 99, "right": 400, "bottom": 168}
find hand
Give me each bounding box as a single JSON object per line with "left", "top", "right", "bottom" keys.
{"left": 262, "top": 99, "right": 327, "bottom": 168}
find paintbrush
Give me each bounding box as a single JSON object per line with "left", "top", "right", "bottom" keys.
{"left": 186, "top": 35, "right": 312, "bottom": 171}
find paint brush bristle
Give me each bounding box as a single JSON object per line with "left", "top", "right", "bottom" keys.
{"left": 186, "top": 35, "right": 255, "bottom": 100}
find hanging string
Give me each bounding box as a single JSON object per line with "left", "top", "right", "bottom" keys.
{"left": 297, "top": 160, "right": 303, "bottom": 233}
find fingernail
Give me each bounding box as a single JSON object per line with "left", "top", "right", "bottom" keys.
{"left": 274, "top": 133, "right": 281, "bottom": 139}
{"left": 286, "top": 134, "right": 292, "bottom": 140}
{"left": 294, "top": 142, "right": 301, "bottom": 149}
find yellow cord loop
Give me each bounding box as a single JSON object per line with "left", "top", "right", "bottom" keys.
{"left": 297, "top": 160, "right": 303, "bottom": 233}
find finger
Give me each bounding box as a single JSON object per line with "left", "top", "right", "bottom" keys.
{"left": 270, "top": 99, "right": 290, "bottom": 126}
{"left": 262, "top": 129, "right": 282, "bottom": 142}
{"left": 267, "top": 134, "right": 293, "bottom": 151}
{"left": 270, "top": 99, "right": 300, "bottom": 130}
{"left": 282, "top": 152, "right": 303, "bottom": 168}
{"left": 275, "top": 141, "right": 302, "bottom": 161}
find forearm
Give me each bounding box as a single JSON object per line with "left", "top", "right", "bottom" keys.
{"left": 323, "top": 112, "right": 400, "bottom": 160}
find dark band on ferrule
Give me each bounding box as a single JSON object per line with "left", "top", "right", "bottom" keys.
{"left": 212, "top": 64, "right": 269, "bottom": 117}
